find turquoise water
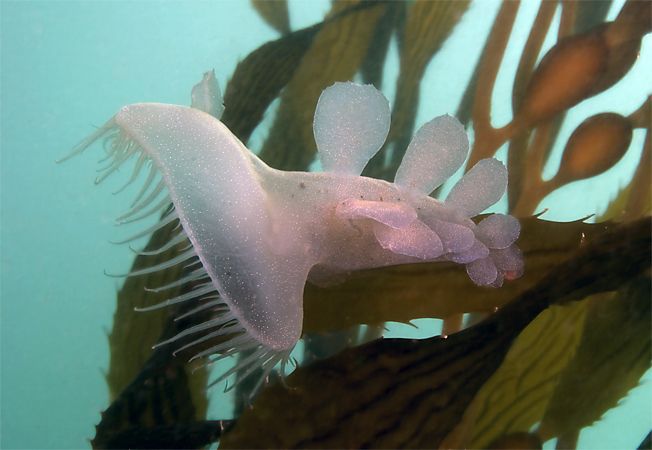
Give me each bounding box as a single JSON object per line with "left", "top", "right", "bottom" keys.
{"left": 1, "top": 1, "right": 650, "bottom": 448}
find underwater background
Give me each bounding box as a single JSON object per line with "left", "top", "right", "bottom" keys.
{"left": 1, "top": 1, "right": 650, "bottom": 449}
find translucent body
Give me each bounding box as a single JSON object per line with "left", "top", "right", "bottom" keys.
{"left": 67, "top": 80, "right": 523, "bottom": 392}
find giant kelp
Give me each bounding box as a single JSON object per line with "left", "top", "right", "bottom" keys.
{"left": 92, "top": 1, "right": 651, "bottom": 449}
{"left": 219, "top": 218, "right": 650, "bottom": 449}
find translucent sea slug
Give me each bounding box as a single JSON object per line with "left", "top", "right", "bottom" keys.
{"left": 63, "top": 74, "right": 523, "bottom": 395}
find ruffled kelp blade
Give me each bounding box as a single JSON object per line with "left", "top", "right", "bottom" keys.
{"left": 535, "top": 277, "right": 651, "bottom": 444}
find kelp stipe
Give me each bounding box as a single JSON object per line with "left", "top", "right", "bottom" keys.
{"left": 62, "top": 77, "right": 523, "bottom": 397}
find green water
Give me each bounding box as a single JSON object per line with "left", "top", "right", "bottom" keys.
{"left": 1, "top": 1, "right": 649, "bottom": 448}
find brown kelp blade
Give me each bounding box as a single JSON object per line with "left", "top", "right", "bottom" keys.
{"left": 387, "top": 1, "right": 471, "bottom": 177}
{"left": 251, "top": 0, "right": 290, "bottom": 35}
{"left": 222, "top": 320, "right": 523, "bottom": 449}
{"left": 97, "top": 216, "right": 219, "bottom": 448}
{"left": 102, "top": 213, "right": 623, "bottom": 441}
{"left": 465, "top": 300, "right": 590, "bottom": 449}
{"left": 357, "top": 1, "right": 405, "bottom": 89}
{"left": 94, "top": 420, "right": 234, "bottom": 450}
{"left": 460, "top": 277, "right": 650, "bottom": 448}
{"left": 93, "top": 296, "right": 226, "bottom": 449}
{"left": 221, "top": 20, "right": 321, "bottom": 143}
{"left": 220, "top": 218, "right": 651, "bottom": 449}
{"left": 222, "top": 1, "right": 384, "bottom": 145}
{"left": 105, "top": 216, "right": 208, "bottom": 407}
{"left": 537, "top": 277, "right": 651, "bottom": 442}
{"left": 257, "top": 1, "right": 388, "bottom": 171}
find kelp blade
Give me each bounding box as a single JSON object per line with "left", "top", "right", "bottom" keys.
{"left": 220, "top": 218, "right": 651, "bottom": 448}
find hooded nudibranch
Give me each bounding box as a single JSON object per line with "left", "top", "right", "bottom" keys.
{"left": 63, "top": 74, "right": 523, "bottom": 397}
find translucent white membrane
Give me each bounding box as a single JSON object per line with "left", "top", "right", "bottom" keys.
{"left": 65, "top": 114, "right": 291, "bottom": 400}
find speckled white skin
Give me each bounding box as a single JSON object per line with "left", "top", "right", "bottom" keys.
{"left": 67, "top": 81, "right": 523, "bottom": 392}
{"left": 313, "top": 82, "right": 391, "bottom": 176}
